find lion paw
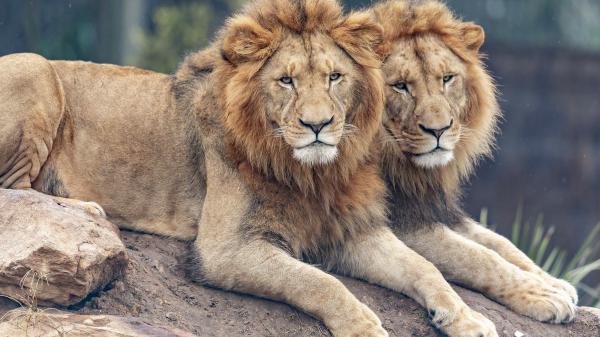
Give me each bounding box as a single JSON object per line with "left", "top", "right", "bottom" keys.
{"left": 502, "top": 275, "right": 576, "bottom": 323}
{"left": 424, "top": 292, "right": 497, "bottom": 337}
{"left": 81, "top": 201, "right": 107, "bottom": 218}
{"left": 53, "top": 197, "right": 107, "bottom": 218}
{"left": 329, "top": 303, "right": 388, "bottom": 337}
{"left": 425, "top": 290, "right": 463, "bottom": 328}
{"left": 545, "top": 277, "right": 578, "bottom": 305}
{"left": 441, "top": 307, "right": 498, "bottom": 337}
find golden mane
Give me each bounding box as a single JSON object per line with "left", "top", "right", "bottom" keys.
{"left": 181, "top": 0, "right": 385, "bottom": 212}
{"left": 373, "top": 0, "right": 500, "bottom": 199}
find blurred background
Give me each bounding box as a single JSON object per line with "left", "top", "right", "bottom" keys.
{"left": 1, "top": 0, "right": 598, "bottom": 305}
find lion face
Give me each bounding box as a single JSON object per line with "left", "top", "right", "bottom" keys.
{"left": 258, "top": 33, "right": 362, "bottom": 166}
{"left": 219, "top": 0, "right": 384, "bottom": 172}
{"left": 372, "top": 0, "right": 498, "bottom": 193}
{"left": 383, "top": 34, "right": 469, "bottom": 169}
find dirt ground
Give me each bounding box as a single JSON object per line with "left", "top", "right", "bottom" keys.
{"left": 1, "top": 230, "right": 599, "bottom": 337}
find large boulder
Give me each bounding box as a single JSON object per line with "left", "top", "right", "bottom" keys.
{"left": 0, "top": 310, "right": 198, "bottom": 337}
{"left": 0, "top": 189, "right": 128, "bottom": 306}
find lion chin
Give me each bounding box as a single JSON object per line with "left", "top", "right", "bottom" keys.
{"left": 293, "top": 144, "right": 339, "bottom": 167}
{"left": 412, "top": 150, "right": 454, "bottom": 169}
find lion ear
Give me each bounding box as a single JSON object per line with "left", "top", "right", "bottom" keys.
{"left": 222, "top": 16, "right": 277, "bottom": 64}
{"left": 461, "top": 23, "right": 485, "bottom": 53}
{"left": 331, "top": 11, "right": 384, "bottom": 68}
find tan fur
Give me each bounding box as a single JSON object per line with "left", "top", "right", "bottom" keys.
{"left": 371, "top": 0, "right": 578, "bottom": 326}
{"left": 0, "top": 53, "right": 205, "bottom": 239}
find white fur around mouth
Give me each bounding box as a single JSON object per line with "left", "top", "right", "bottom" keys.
{"left": 411, "top": 149, "right": 454, "bottom": 169}
{"left": 293, "top": 143, "right": 338, "bottom": 166}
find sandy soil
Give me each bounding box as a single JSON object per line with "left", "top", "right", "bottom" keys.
{"left": 1, "top": 230, "right": 598, "bottom": 337}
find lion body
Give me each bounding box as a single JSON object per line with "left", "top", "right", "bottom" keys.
{"left": 373, "top": 0, "right": 577, "bottom": 327}
{"left": 0, "top": 53, "right": 205, "bottom": 239}
{"left": 0, "top": 1, "right": 397, "bottom": 335}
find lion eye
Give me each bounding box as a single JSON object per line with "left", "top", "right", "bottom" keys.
{"left": 443, "top": 74, "right": 455, "bottom": 84}
{"left": 392, "top": 82, "right": 408, "bottom": 93}
{"left": 329, "top": 72, "right": 342, "bottom": 82}
{"left": 279, "top": 76, "right": 293, "bottom": 86}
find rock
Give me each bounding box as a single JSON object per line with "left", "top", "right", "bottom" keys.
{"left": 0, "top": 200, "right": 598, "bottom": 337}
{"left": 20, "top": 230, "right": 591, "bottom": 337}
{"left": 0, "top": 310, "right": 198, "bottom": 337}
{"left": 0, "top": 189, "right": 128, "bottom": 306}
{"left": 165, "top": 311, "right": 178, "bottom": 321}
{"left": 580, "top": 306, "right": 600, "bottom": 318}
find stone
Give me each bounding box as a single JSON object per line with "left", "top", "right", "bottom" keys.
{"left": 0, "top": 189, "right": 128, "bottom": 306}
{"left": 0, "top": 310, "right": 198, "bottom": 337}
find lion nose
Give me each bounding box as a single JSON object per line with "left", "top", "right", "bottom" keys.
{"left": 299, "top": 116, "right": 334, "bottom": 134}
{"left": 419, "top": 119, "right": 453, "bottom": 139}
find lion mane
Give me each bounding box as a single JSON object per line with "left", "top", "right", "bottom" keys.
{"left": 372, "top": 0, "right": 501, "bottom": 229}
{"left": 169, "top": 0, "right": 390, "bottom": 258}
{"left": 180, "top": 0, "right": 386, "bottom": 210}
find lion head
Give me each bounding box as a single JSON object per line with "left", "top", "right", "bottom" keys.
{"left": 372, "top": 0, "right": 500, "bottom": 194}
{"left": 206, "top": 0, "right": 384, "bottom": 186}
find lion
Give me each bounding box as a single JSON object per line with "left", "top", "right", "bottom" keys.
{"left": 0, "top": 0, "right": 500, "bottom": 336}
{"left": 371, "top": 0, "right": 578, "bottom": 325}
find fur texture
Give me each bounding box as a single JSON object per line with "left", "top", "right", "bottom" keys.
{"left": 0, "top": 53, "right": 206, "bottom": 239}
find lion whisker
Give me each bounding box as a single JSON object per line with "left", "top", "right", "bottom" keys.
{"left": 271, "top": 127, "right": 288, "bottom": 138}
{"left": 341, "top": 123, "right": 359, "bottom": 139}
{"left": 343, "top": 123, "right": 359, "bottom": 132}
{"left": 456, "top": 127, "right": 476, "bottom": 141}
{"left": 379, "top": 132, "right": 405, "bottom": 145}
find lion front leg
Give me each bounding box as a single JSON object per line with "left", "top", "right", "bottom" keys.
{"left": 456, "top": 218, "right": 578, "bottom": 304}
{"left": 332, "top": 227, "right": 497, "bottom": 337}
{"left": 401, "top": 225, "right": 576, "bottom": 324}
{"left": 193, "top": 238, "right": 387, "bottom": 337}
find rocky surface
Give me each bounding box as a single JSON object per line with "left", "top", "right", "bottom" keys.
{"left": 0, "top": 189, "right": 128, "bottom": 306}
{"left": 2, "top": 231, "right": 595, "bottom": 337}
{"left": 0, "top": 310, "right": 198, "bottom": 337}
{"left": 0, "top": 191, "right": 598, "bottom": 336}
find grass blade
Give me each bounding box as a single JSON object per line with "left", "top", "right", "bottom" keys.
{"left": 527, "top": 217, "right": 544, "bottom": 259}
{"left": 479, "top": 208, "right": 489, "bottom": 228}
{"left": 564, "top": 259, "right": 600, "bottom": 285}
{"left": 542, "top": 248, "right": 560, "bottom": 272}
{"left": 550, "top": 251, "right": 567, "bottom": 278}
{"left": 535, "top": 226, "right": 555, "bottom": 265}
{"left": 511, "top": 205, "right": 523, "bottom": 246}
{"left": 565, "top": 223, "right": 600, "bottom": 272}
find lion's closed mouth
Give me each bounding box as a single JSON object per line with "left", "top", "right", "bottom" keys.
{"left": 405, "top": 147, "right": 451, "bottom": 157}
{"left": 296, "top": 140, "right": 335, "bottom": 149}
